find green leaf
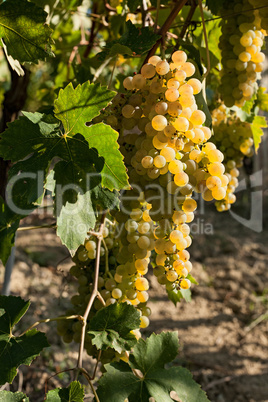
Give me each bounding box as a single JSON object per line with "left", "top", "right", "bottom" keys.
{"left": 126, "top": 0, "right": 141, "bottom": 12}
{"left": 88, "top": 303, "right": 140, "bottom": 353}
{"left": 251, "top": 115, "right": 267, "bottom": 152}
{"left": 187, "top": 274, "right": 198, "bottom": 285}
{"left": 0, "top": 197, "right": 21, "bottom": 265}
{"left": 0, "top": 296, "right": 49, "bottom": 385}
{"left": 54, "top": 82, "right": 129, "bottom": 191}
{"left": 195, "top": 90, "right": 212, "bottom": 128}
{"left": 46, "top": 381, "right": 84, "bottom": 402}
{"left": 0, "top": 0, "right": 54, "bottom": 64}
{"left": 205, "top": 0, "right": 224, "bottom": 14}
{"left": 0, "top": 107, "right": 122, "bottom": 250}
{"left": 242, "top": 92, "right": 257, "bottom": 114}
{"left": 257, "top": 87, "right": 268, "bottom": 112}
{"left": 167, "top": 288, "right": 192, "bottom": 306}
{"left": 56, "top": 190, "right": 96, "bottom": 250}
{"left": 0, "top": 309, "right": 5, "bottom": 318}
{"left": 0, "top": 391, "right": 29, "bottom": 402}
{"left": 0, "top": 296, "right": 30, "bottom": 335}
{"left": 97, "top": 332, "right": 209, "bottom": 402}
{"left": 100, "top": 21, "right": 161, "bottom": 59}
{"left": 109, "top": 44, "right": 133, "bottom": 58}
{"left": 54, "top": 82, "right": 115, "bottom": 133}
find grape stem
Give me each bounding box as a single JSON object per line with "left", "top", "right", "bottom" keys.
{"left": 17, "top": 223, "right": 56, "bottom": 231}
{"left": 102, "top": 238, "right": 110, "bottom": 274}
{"left": 20, "top": 315, "right": 83, "bottom": 336}
{"left": 142, "top": 0, "right": 188, "bottom": 65}
{"left": 76, "top": 212, "right": 107, "bottom": 373}
{"left": 198, "top": 0, "right": 210, "bottom": 79}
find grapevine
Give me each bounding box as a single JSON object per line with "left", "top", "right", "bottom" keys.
{"left": 0, "top": 0, "right": 267, "bottom": 401}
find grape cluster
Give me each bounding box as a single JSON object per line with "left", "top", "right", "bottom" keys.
{"left": 218, "top": 0, "right": 267, "bottom": 108}
{"left": 211, "top": 110, "right": 254, "bottom": 211}
{"left": 248, "top": 0, "right": 268, "bottom": 32}
{"left": 102, "top": 51, "right": 228, "bottom": 300}
{"left": 59, "top": 50, "right": 230, "bottom": 354}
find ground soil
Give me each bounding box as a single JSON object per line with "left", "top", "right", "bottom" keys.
{"left": 0, "top": 197, "right": 267, "bottom": 402}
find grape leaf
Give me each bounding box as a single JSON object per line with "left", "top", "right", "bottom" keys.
{"left": 99, "top": 21, "right": 161, "bottom": 60}
{"left": 96, "top": 332, "right": 209, "bottom": 402}
{"left": 242, "top": 92, "right": 257, "bottom": 114}
{"left": 0, "top": 80, "right": 125, "bottom": 250}
{"left": 54, "top": 82, "right": 129, "bottom": 191}
{"left": 0, "top": 296, "right": 49, "bottom": 385}
{"left": 46, "top": 381, "right": 84, "bottom": 402}
{"left": 187, "top": 274, "right": 198, "bottom": 285}
{"left": 126, "top": 0, "right": 141, "bottom": 12}
{"left": 0, "top": 391, "right": 29, "bottom": 402}
{"left": 167, "top": 288, "right": 192, "bottom": 306}
{"left": 0, "top": 0, "right": 54, "bottom": 64}
{"left": 257, "top": 87, "right": 268, "bottom": 112}
{"left": 251, "top": 115, "right": 267, "bottom": 152}
{"left": 88, "top": 303, "right": 140, "bottom": 353}
{"left": 205, "top": 0, "right": 224, "bottom": 15}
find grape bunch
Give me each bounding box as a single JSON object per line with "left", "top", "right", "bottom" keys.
{"left": 218, "top": 0, "right": 267, "bottom": 108}
{"left": 101, "top": 51, "right": 229, "bottom": 299}
{"left": 59, "top": 50, "right": 230, "bottom": 354}
{"left": 211, "top": 110, "right": 254, "bottom": 211}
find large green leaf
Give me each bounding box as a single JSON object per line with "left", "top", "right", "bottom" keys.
{"left": 96, "top": 332, "right": 209, "bottom": 402}
{"left": 88, "top": 303, "right": 140, "bottom": 353}
{"left": 54, "top": 82, "right": 129, "bottom": 191}
{"left": 0, "top": 80, "right": 124, "bottom": 250}
{"left": 0, "top": 0, "right": 54, "bottom": 64}
{"left": 251, "top": 115, "right": 267, "bottom": 152}
{"left": 0, "top": 296, "right": 49, "bottom": 385}
{"left": 46, "top": 381, "right": 84, "bottom": 402}
{"left": 0, "top": 391, "right": 29, "bottom": 402}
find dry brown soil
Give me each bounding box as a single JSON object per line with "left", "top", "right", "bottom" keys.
{"left": 0, "top": 200, "right": 267, "bottom": 402}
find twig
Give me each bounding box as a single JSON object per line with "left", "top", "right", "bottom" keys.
{"left": 76, "top": 213, "right": 106, "bottom": 370}
{"left": 20, "top": 315, "right": 83, "bottom": 336}
{"left": 92, "top": 350, "right": 102, "bottom": 380}
{"left": 154, "top": 0, "right": 161, "bottom": 33}
{"left": 176, "top": 0, "right": 197, "bottom": 45}
{"left": 204, "top": 375, "right": 236, "bottom": 391}
{"left": 102, "top": 238, "right": 110, "bottom": 275}
{"left": 84, "top": 2, "right": 98, "bottom": 58}
{"left": 17, "top": 223, "right": 56, "bottom": 231}
{"left": 198, "top": 0, "right": 210, "bottom": 79}
{"left": 141, "top": 0, "right": 149, "bottom": 28}
{"left": 244, "top": 310, "right": 268, "bottom": 333}
{"left": 143, "top": 0, "right": 188, "bottom": 65}
{"left": 108, "top": 58, "right": 117, "bottom": 89}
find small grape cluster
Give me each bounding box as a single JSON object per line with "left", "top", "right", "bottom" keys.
{"left": 211, "top": 110, "right": 254, "bottom": 211}
{"left": 218, "top": 0, "right": 267, "bottom": 108}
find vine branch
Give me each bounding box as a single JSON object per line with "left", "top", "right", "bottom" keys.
{"left": 176, "top": 0, "right": 197, "bottom": 45}
{"left": 76, "top": 212, "right": 107, "bottom": 371}
{"left": 20, "top": 315, "right": 83, "bottom": 336}
{"left": 143, "top": 0, "right": 188, "bottom": 65}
